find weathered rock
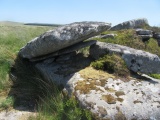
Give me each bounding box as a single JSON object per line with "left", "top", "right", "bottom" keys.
{"left": 19, "top": 22, "right": 111, "bottom": 59}
{"left": 75, "top": 75, "right": 160, "bottom": 120}
{"left": 90, "top": 41, "right": 160, "bottom": 74}
{"left": 136, "top": 29, "right": 153, "bottom": 35}
{"left": 136, "top": 29, "right": 153, "bottom": 41}
{"left": 14, "top": 48, "right": 160, "bottom": 120}
{"left": 138, "top": 35, "right": 152, "bottom": 42}
{"left": 110, "top": 18, "right": 148, "bottom": 31}
{"left": 153, "top": 32, "right": 160, "bottom": 39}
{"left": 35, "top": 56, "right": 160, "bottom": 119}
{"left": 30, "top": 40, "right": 97, "bottom": 61}
{"left": 157, "top": 39, "right": 160, "bottom": 46}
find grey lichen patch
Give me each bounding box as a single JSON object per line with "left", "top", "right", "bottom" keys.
{"left": 133, "top": 100, "right": 143, "bottom": 104}
{"left": 115, "top": 91, "right": 125, "bottom": 97}
{"left": 101, "top": 94, "right": 116, "bottom": 104}
{"left": 117, "top": 98, "right": 124, "bottom": 102}
{"left": 97, "top": 106, "right": 108, "bottom": 117}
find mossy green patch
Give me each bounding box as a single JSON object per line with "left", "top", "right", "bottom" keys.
{"left": 91, "top": 54, "right": 130, "bottom": 78}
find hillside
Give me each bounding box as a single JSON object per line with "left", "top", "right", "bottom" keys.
{"left": 0, "top": 20, "right": 160, "bottom": 120}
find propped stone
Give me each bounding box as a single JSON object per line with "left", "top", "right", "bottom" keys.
{"left": 136, "top": 29, "right": 152, "bottom": 35}
{"left": 110, "top": 18, "right": 148, "bottom": 31}
{"left": 90, "top": 41, "right": 160, "bottom": 74}
{"left": 19, "top": 22, "right": 111, "bottom": 59}
{"left": 30, "top": 40, "right": 97, "bottom": 62}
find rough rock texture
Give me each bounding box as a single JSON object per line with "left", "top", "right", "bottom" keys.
{"left": 110, "top": 18, "right": 148, "bottom": 31}
{"left": 74, "top": 75, "right": 160, "bottom": 120}
{"left": 153, "top": 33, "right": 160, "bottom": 46}
{"left": 90, "top": 41, "right": 160, "bottom": 74}
{"left": 30, "top": 40, "right": 97, "bottom": 61}
{"left": 153, "top": 33, "right": 160, "bottom": 39}
{"left": 19, "top": 22, "right": 111, "bottom": 59}
{"left": 136, "top": 29, "right": 153, "bottom": 41}
{"left": 35, "top": 55, "right": 160, "bottom": 119}
{"left": 136, "top": 29, "right": 152, "bottom": 35}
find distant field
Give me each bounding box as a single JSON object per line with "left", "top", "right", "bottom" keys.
{"left": 0, "top": 21, "right": 62, "bottom": 27}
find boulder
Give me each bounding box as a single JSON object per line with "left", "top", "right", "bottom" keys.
{"left": 30, "top": 40, "right": 97, "bottom": 61}
{"left": 138, "top": 35, "right": 152, "bottom": 42}
{"left": 136, "top": 29, "right": 153, "bottom": 42}
{"left": 153, "top": 32, "right": 160, "bottom": 39}
{"left": 34, "top": 55, "right": 160, "bottom": 120}
{"left": 90, "top": 41, "right": 160, "bottom": 74}
{"left": 110, "top": 18, "right": 148, "bottom": 31}
{"left": 19, "top": 22, "right": 111, "bottom": 59}
{"left": 74, "top": 75, "right": 160, "bottom": 120}
{"left": 136, "top": 29, "right": 152, "bottom": 35}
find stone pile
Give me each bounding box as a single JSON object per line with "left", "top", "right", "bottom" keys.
{"left": 136, "top": 29, "right": 153, "bottom": 42}
{"left": 15, "top": 19, "right": 160, "bottom": 120}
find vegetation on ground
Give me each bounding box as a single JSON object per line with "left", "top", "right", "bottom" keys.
{"left": 0, "top": 22, "right": 93, "bottom": 119}
{"left": 92, "top": 26, "right": 160, "bottom": 79}
{"left": 149, "top": 74, "right": 160, "bottom": 79}
{"left": 0, "top": 22, "right": 160, "bottom": 119}
{"left": 91, "top": 54, "right": 130, "bottom": 78}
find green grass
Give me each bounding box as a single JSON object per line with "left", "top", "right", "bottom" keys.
{"left": 149, "top": 74, "right": 160, "bottom": 79}
{"left": 10, "top": 56, "right": 92, "bottom": 120}
{"left": 0, "top": 24, "right": 53, "bottom": 92}
{"left": 0, "top": 96, "right": 14, "bottom": 111}
{"left": 96, "top": 28, "right": 160, "bottom": 57}
{"left": 0, "top": 23, "right": 92, "bottom": 119}
{"left": 91, "top": 54, "right": 130, "bottom": 78}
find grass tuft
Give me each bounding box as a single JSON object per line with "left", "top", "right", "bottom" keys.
{"left": 91, "top": 54, "right": 130, "bottom": 78}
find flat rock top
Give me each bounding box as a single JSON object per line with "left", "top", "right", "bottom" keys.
{"left": 19, "top": 21, "right": 111, "bottom": 59}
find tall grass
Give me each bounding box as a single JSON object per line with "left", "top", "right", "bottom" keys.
{"left": 10, "top": 56, "right": 92, "bottom": 120}
{"left": 0, "top": 23, "right": 92, "bottom": 119}
{"left": 0, "top": 24, "right": 53, "bottom": 92}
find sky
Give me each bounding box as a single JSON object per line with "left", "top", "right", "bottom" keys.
{"left": 0, "top": 0, "right": 160, "bottom": 26}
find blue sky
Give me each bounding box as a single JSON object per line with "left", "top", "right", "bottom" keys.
{"left": 0, "top": 0, "right": 160, "bottom": 26}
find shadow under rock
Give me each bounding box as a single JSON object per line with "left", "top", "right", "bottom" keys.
{"left": 8, "top": 52, "right": 93, "bottom": 112}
